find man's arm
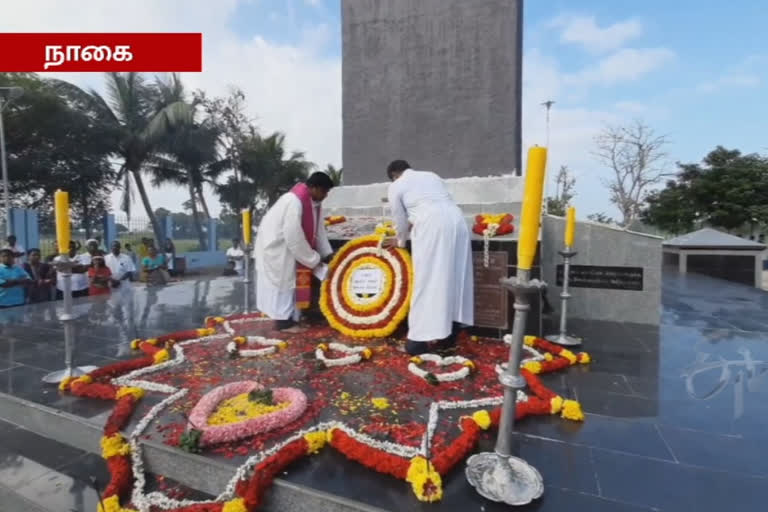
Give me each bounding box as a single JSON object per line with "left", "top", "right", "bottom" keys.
{"left": 316, "top": 216, "right": 334, "bottom": 260}
{"left": 388, "top": 183, "right": 409, "bottom": 248}
{"left": 283, "top": 197, "right": 321, "bottom": 269}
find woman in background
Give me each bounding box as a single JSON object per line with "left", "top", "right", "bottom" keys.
{"left": 88, "top": 255, "right": 113, "bottom": 296}
{"left": 163, "top": 239, "right": 177, "bottom": 277}
{"left": 142, "top": 246, "right": 168, "bottom": 286}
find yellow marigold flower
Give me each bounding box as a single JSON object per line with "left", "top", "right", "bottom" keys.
{"left": 101, "top": 433, "right": 131, "bottom": 459}
{"left": 340, "top": 391, "right": 351, "bottom": 400}
{"left": 523, "top": 335, "right": 536, "bottom": 346}
{"left": 362, "top": 348, "right": 373, "bottom": 360}
{"left": 472, "top": 410, "right": 492, "bottom": 430}
{"left": 544, "top": 353, "right": 554, "bottom": 361}
{"left": 410, "top": 356, "right": 423, "bottom": 365}
{"left": 326, "top": 427, "right": 337, "bottom": 444}
{"left": 406, "top": 457, "right": 443, "bottom": 502}
{"left": 222, "top": 497, "right": 248, "bottom": 512}
{"left": 58, "top": 375, "right": 76, "bottom": 392}
{"left": 304, "top": 431, "right": 327, "bottom": 454}
{"left": 561, "top": 399, "right": 585, "bottom": 421}
{"left": 371, "top": 397, "right": 390, "bottom": 410}
{"left": 153, "top": 349, "right": 170, "bottom": 364}
{"left": 317, "top": 343, "right": 328, "bottom": 352}
{"left": 146, "top": 338, "right": 159, "bottom": 346}
{"left": 278, "top": 341, "right": 288, "bottom": 349}
{"left": 96, "top": 495, "right": 137, "bottom": 512}
{"left": 578, "top": 352, "right": 591, "bottom": 364}
{"left": 233, "top": 336, "right": 246, "bottom": 345}
{"left": 550, "top": 396, "right": 564, "bottom": 414}
{"left": 522, "top": 361, "right": 542, "bottom": 374}
{"left": 130, "top": 339, "right": 142, "bottom": 350}
{"left": 73, "top": 374, "right": 93, "bottom": 386}
{"left": 214, "top": 316, "right": 225, "bottom": 324}
{"left": 470, "top": 335, "right": 479, "bottom": 342}
{"left": 196, "top": 327, "right": 215, "bottom": 336}
{"left": 463, "top": 360, "right": 476, "bottom": 371}
{"left": 560, "top": 349, "right": 578, "bottom": 364}
{"left": 115, "top": 387, "right": 145, "bottom": 400}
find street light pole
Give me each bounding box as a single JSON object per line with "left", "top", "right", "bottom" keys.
{"left": 0, "top": 87, "right": 24, "bottom": 239}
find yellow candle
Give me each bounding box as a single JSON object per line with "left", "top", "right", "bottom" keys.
{"left": 242, "top": 209, "right": 252, "bottom": 245}
{"left": 565, "top": 206, "right": 576, "bottom": 247}
{"left": 54, "top": 190, "right": 70, "bottom": 255}
{"left": 517, "top": 146, "right": 547, "bottom": 270}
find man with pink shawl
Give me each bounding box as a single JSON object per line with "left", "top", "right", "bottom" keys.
{"left": 254, "top": 172, "right": 335, "bottom": 331}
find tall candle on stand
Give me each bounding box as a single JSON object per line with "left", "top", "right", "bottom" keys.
{"left": 54, "top": 190, "right": 71, "bottom": 255}
{"left": 517, "top": 146, "right": 548, "bottom": 270}
{"left": 565, "top": 206, "right": 576, "bottom": 248}
{"left": 242, "top": 209, "right": 252, "bottom": 246}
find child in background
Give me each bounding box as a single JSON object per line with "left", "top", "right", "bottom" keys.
{"left": 88, "top": 255, "right": 112, "bottom": 296}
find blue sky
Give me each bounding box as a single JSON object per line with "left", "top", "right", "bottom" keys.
{"left": 8, "top": 0, "right": 767, "bottom": 218}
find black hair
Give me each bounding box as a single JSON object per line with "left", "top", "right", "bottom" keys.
{"left": 27, "top": 248, "right": 41, "bottom": 255}
{"left": 305, "top": 172, "right": 334, "bottom": 191}
{"left": 387, "top": 160, "right": 411, "bottom": 179}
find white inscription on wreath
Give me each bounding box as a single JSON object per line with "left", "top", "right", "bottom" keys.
{"left": 351, "top": 268, "right": 384, "bottom": 296}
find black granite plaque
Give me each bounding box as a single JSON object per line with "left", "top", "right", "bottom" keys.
{"left": 473, "top": 251, "right": 508, "bottom": 329}
{"left": 556, "top": 265, "right": 643, "bottom": 291}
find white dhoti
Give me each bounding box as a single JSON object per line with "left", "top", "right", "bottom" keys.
{"left": 255, "top": 270, "right": 300, "bottom": 322}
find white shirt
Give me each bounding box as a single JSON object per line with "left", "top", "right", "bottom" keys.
{"left": 105, "top": 252, "right": 136, "bottom": 281}
{"left": 226, "top": 247, "right": 245, "bottom": 273}
{"left": 57, "top": 253, "right": 92, "bottom": 291}
{"left": 255, "top": 192, "right": 333, "bottom": 290}
{"left": 2, "top": 243, "right": 25, "bottom": 265}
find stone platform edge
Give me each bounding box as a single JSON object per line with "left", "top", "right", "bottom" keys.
{"left": 0, "top": 391, "right": 388, "bottom": 512}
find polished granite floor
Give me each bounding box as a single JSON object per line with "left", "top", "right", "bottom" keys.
{"left": 1, "top": 272, "right": 768, "bottom": 511}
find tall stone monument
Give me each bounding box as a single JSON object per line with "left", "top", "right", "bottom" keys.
{"left": 342, "top": 0, "right": 523, "bottom": 183}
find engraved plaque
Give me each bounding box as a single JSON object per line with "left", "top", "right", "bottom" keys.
{"left": 473, "top": 251, "right": 509, "bottom": 329}
{"left": 556, "top": 265, "right": 643, "bottom": 291}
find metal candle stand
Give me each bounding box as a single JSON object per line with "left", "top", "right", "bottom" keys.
{"left": 465, "top": 269, "right": 545, "bottom": 505}
{"left": 545, "top": 247, "right": 582, "bottom": 346}
{"left": 243, "top": 245, "right": 252, "bottom": 314}
{"left": 42, "top": 254, "right": 97, "bottom": 384}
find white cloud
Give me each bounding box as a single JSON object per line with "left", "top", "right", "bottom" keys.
{"left": 304, "top": 0, "right": 321, "bottom": 6}
{"left": 696, "top": 73, "right": 761, "bottom": 93}
{"left": 550, "top": 14, "right": 643, "bottom": 53}
{"left": 1, "top": 0, "right": 341, "bottom": 219}
{"left": 565, "top": 47, "right": 675, "bottom": 87}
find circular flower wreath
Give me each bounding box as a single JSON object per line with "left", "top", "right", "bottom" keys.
{"left": 320, "top": 234, "right": 413, "bottom": 338}
{"left": 226, "top": 335, "right": 287, "bottom": 358}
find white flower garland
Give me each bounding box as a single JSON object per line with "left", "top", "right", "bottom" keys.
{"left": 315, "top": 342, "right": 371, "bottom": 367}
{"left": 227, "top": 336, "right": 286, "bottom": 358}
{"left": 482, "top": 223, "right": 499, "bottom": 268}
{"left": 408, "top": 353, "right": 474, "bottom": 382}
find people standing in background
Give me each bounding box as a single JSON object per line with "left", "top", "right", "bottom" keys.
{"left": 138, "top": 238, "right": 154, "bottom": 282}
{"left": 142, "top": 246, "right": 168, "bottom": 286}
{"left": 124, "top": 243, "right": 137, "bottom": 267}
{"left": 88, "top": 255, "right": 112, "bottom": 296}
{"left": 226, "top": 238, "right": 245, "bottom": 276}
{"left": 222, "top": 260, "right": 238, "bottom": 276}
{"left": 163, "top": 239, "right": 176, "bottom": 277}
{"left": 95, "top": 236, "right": 107, "bottom": 253}
{"left": 23, "top": 249, "right": 54, "bottom": 303}
{"left": 0, "top": 248, "right": 31, "bottom": 308}
{"left": 3, "top": 235, "right": 26, "bottom": 265}
{"left": 105, "top": 241, "right": 136, "bottom": 289}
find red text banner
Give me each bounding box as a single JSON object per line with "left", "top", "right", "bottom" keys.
{"left": 0, "top": 33, "right": 202, "bottom": 72}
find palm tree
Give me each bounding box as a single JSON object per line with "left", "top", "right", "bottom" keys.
{"left": 325, "top": 164, "right": 343, "bottom": 186}
{"left": 216, "top": 132, "right": 312, "bottom": 222}
{"left": 50, "top": 72, "right": 192, "bottom": 244}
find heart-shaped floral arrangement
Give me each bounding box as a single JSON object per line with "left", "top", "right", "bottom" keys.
{"left": 186, "top": 381, "right": 307, "bottom": 447}
{"left": 408, "top": 353, "right": 476, "bottom": 384}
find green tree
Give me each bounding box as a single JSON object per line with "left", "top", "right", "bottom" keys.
{"left": 587, "top": 212, "right": 616, "bottom": 225}
{"left": 50, "top": 72, "right": 192, "bottom": 243}
{"left": 642, "top": 146, "right": 768, "bottom": 233}
{"left": 325, "top": 164, "right": 343, "bottom": 186}
{"left": 546, "top": 165, "right": 575, "bottom": 216}
{"left": 1, "top": 73, "right": 117, "bottom": 235}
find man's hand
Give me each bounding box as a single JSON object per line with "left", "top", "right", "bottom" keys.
{"left": 321, "top": 254, "right": 334, "bottom": 264}
{"left": 380, "top": 237, "right": 398, "bottom": 250}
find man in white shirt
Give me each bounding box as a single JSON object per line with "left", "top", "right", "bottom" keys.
{"left": 105, "top": 240, "right": 136, "bottom": 289}
{"left": 3, "top": 235, "right": 26, "bottom": 265}
{"left": 383, "top": 160, "right": 474, "bottom": 355}
{"left": 254, "top": 172, "right": 334, "bottom": 332}
{"left": 226, "top": 239, "right": 245, "bottom": 276}
{"left": 56, "top": 239, "right": 98, "bottom": 298}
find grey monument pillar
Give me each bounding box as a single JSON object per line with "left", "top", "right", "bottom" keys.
{"left": 342, "top": 0, "right": 523, "bottom": 184}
